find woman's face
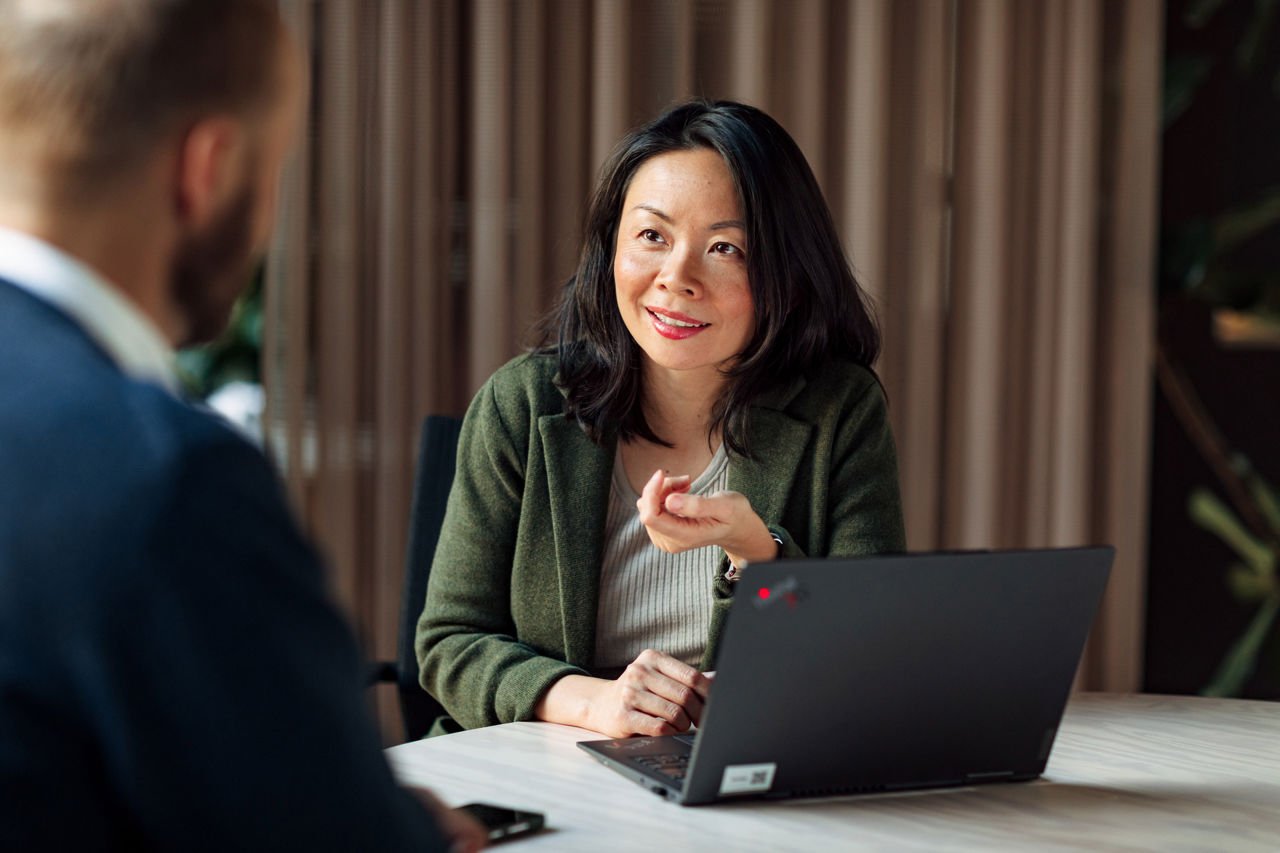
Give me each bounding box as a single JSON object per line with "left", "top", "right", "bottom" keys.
{"left": 613, "top": 148, "right": 754, "bottom": 382}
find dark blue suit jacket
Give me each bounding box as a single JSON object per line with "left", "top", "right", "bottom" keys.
{"left": 0, "top": 279, "right": 447, "bottom": 850}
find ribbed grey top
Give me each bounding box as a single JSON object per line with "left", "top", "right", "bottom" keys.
{"left": 593, "top": 443, "right": 730, "bottom": 670}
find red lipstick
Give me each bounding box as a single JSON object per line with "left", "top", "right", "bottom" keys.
{"left": 646, "top": 307, "right": 710, "bottom": 340}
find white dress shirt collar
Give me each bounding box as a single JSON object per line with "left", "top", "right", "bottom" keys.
{"left": 0, "top": 226, "right": 178, "bottom": 393}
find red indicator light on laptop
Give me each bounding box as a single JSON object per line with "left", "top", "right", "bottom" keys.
{"left": 752, "top": 576, "right": 805, "bottom": 611}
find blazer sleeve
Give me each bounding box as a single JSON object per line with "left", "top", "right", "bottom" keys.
{"left": 415, "top": 376, "right": 585, "bottom": 730}
{"left": 709, "top": 372, "right": 905, "bottom": 628}
{"left": 82, "top": 432, "right": 449, "bottom": 852}
{"left": 810, "top": 375, "right": 905, "bottom": 556}
{"left": 750, "top": 375, "right": 905, "bottom": 565}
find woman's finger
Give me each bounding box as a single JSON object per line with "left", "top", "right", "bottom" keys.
{"left": 657, "top": 475, "right": 692, "bottom": 513}
{"left": 636, "top": 468, "right": 668, "bottom": 520}
{"left": 627, "top": 688, "right": 693, "bottom": 730}
{"left": 639, "top": 472, "right": 692, "bottom": 525}
{"left": 641, "top": 649, "right": 714, "bottom": 704}
{"left": 640, "top": 513, "right": 717, "bottom": 552}
{"left": 665, "top": 491, "right": 711, "bottom": 519}
{"left": 661, "top": 475, "right": 692, "bottom": 495}
{"left": 665, "top": 490, "right": 743, "bottom": 520}
{"left": 624, "top": 710, "right": 678, "bottom": 737}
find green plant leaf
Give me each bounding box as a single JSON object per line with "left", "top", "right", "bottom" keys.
{"left": 1185, "top": 0, "right": 1227, "bottom": 28}
{"left": 1212, "top": 186, "right": 1280, "bottom": 252}
{"left": 173, "top": 264, "right": 264, "bottom": 401}
{"left": 1163, "top": 55, "right": 1214, "bottom": 128}
{"left": 175, "top": 349, "right": 214, "bottom": 398}
{"left": 1188, "top": 488, "right": 1276, "bottom": 574}
{"left": 1236, "top": 0, "right": 1279, "bottom": 73}
{"left": 243, "top": 301, "right": 263, "bottom": 347}
{"left": 1190, "top": 268, "right": 1279, "bottom": 311}
{"left": 1254, "top": 482, "right": 1280, "bottom": 539}
{"left": 1201, "top": 596, "right": 1280, "bottom": 697}
{"left": 1228, "top": 562, "right": 1276, "bottom": 601}
{"left": 1259, "top": 285, "right": 1280, "bottom": 317}
{"left": 1159, "top": 219, "right": 1213, "bottom": 293}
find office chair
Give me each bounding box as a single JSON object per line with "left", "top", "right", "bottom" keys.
{"left": 371, "top": 414, "right": 463, "bottom": 742}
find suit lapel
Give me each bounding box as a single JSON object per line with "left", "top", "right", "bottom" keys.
{"left": 728, "top": 407, "right": 813, "bottom": 530}
{"left": 538, "top": 414, "right": 613, "bottom": 666}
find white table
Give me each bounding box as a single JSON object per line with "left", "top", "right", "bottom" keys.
{"left": 386, "top": 693, "right": 1280, "bottom": 851}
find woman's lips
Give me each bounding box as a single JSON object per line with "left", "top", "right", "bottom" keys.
{"left": 647, "top": 307, "right": 710, "bottom": 340}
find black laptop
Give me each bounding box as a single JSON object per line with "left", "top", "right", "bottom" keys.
{"left": 578, "top": 547, "right": 1114, "bottom": 805}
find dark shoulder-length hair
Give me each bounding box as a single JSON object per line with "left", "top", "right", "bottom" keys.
{"left": 542, "top": 99, "right": 880, "bottom": 457}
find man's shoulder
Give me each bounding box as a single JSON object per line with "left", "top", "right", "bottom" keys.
{"left": 0, "top": 313, "right": 262, "bottom": 562}
{"left": 8, "top": 359, "right": 238, "bottom": 480}
{"left": 0, "top": 312, "right": 279, "bottom": 652}
{"left": 1, "top": 277, "right": 234, "bottom": 460}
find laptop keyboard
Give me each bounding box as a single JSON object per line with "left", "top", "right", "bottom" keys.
{"left": 634, "top": 752, "right": 691, "bottom": 781}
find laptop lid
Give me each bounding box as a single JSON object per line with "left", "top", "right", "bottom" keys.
{"left": 581, "top": 546, "right": 1114, "bottom": 805}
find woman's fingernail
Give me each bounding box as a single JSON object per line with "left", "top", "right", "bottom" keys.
{"left": 667, "top": 495, "right": 684, "bottom": 510}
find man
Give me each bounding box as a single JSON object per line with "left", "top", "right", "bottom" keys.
{"left": 0, "top": 1, "right": 483, "bottom": 849}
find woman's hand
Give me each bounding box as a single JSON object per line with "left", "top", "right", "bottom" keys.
{"left": 535, "top": 650, "right": 712, "bottom": 738}
{"left": 636, "top": 469, "right": 779, "bottom": 568}
{"left": 588, "top": 649, "right": 712, "bottom": 737}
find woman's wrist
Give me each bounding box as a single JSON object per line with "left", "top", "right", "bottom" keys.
{"left": 534, "top": 673, "right": 601, "bottom": 729}
{"left": 723, "top": 521, "right": 781, "bottom": 571}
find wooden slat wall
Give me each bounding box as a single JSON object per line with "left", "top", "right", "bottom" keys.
{"left": 264, "top": 0, "right": 1164, "bottom": 740}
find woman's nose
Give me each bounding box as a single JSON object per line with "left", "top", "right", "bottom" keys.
{"left": 655, "top": 248, "right": 701, "bottom": 297}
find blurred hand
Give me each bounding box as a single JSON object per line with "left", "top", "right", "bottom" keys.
{"left": 408, "top": 787, "right": 488, "bottom": 853}
{"left": 636, "top": 469, "right": 778, "bottom": 568}
{"left": 585, "top": 649, "right": 713, "bottom": 738}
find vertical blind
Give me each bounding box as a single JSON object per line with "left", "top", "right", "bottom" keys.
{"left": 267, "top": 0, "right": 1163, "bottom": 738}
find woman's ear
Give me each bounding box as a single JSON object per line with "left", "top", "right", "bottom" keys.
{"left": 172, "top": 117, "right": 245, "bottom": 228}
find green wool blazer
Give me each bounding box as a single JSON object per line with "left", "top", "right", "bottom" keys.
{"left": 415, "top": 353, "right": 906, "bottom": 731}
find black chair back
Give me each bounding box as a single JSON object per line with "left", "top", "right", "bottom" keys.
{"left": 394, "top": 414, "right": 463, "bottom": 741}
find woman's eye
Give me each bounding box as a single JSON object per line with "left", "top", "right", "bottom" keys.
{"left": 712, "top": 242, "right": 744, "bottom": 257}
{"left": 640, "top": 229, "right": 664, "bottom": 243}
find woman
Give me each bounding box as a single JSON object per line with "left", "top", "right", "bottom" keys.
{"left": 416, "top": 100, "right": 905, "bottom": 738}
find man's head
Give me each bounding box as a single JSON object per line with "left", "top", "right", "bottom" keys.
{"left": 0, "top": 0, "right": 304, "bottom": 346}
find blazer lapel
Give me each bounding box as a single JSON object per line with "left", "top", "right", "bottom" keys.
{"left": 538, "top": 414, "right": 613, "bottom": 666}
{"left": 728, "top": 407, "right": 813, "bottom": 530}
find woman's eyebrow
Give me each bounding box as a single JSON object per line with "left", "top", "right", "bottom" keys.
{"left": 634, "top": 204, "right": 745, "bottom": 232}
{"left": 634, "top": 203, "right": 672, "bottom": 222}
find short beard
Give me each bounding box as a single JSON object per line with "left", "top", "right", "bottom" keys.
{"left": 170, "top": 183, "right": 259, "bottom": 348}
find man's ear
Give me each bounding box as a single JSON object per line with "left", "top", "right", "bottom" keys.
{"left": 173, "top": 117, "right": 245, "bottom": 228}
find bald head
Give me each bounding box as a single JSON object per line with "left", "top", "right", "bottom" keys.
{"left": 0, "top": 0, "right": 287, "bottom": 202}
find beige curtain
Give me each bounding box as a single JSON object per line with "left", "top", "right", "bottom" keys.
{"left": 265, "top": 0, "right": 1162, "bottom": 738}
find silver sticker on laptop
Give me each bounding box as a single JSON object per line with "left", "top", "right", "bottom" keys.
{"left": 719, "top": 762, "right": 777, "bottom": 795}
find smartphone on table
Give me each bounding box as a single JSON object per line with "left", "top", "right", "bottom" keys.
{"left": 458, "top": 802, "right": 545, "bottom": 844}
